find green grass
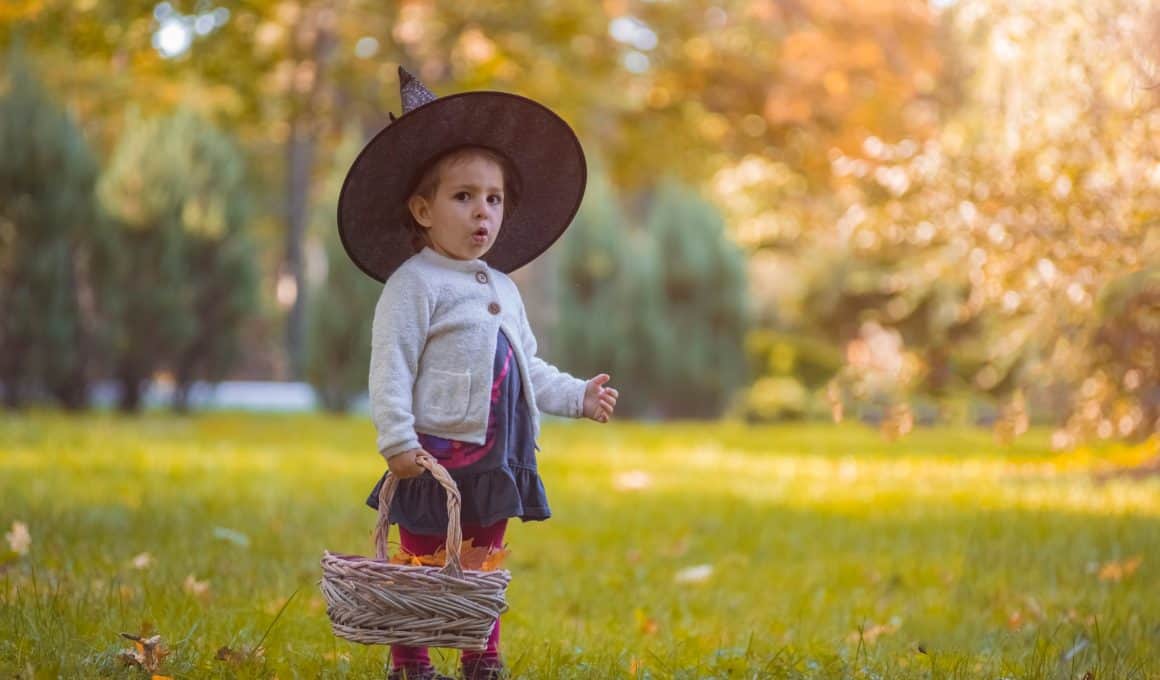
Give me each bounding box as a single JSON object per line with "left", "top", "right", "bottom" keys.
{"left": 1, "top": 413, "right": 1157, "bottom": 679}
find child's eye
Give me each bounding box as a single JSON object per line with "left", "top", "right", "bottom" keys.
{"left": 487, "top": 194, "right": 503, "bottom": 205}
{"left": 454, "top": 192, "right": 470, "bottom": 201}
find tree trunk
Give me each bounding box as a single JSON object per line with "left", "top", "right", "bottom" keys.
{"left": 284, "top": 119, "right": 314, "bottom": 380}
{"left": 283, "top": 3, "right": 338, "bottom": 380}
{"left": 172, "top": 382, "right": 191, "bottom": 414}
{"left": 173, "top": 349, "right": 195, "bottom": 414}
{"left": 117, "top": 363, "right": 144, "bottom": 413}
{"left": 1, "top": 376, "right": 25, "bottom": 410}
{"left": 52, "top": 242, "right": 90, "bottom": 411}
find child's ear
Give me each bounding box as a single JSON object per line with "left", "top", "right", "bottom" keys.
{"left": 408, "top": 194, "right": 433, "bottom": 228}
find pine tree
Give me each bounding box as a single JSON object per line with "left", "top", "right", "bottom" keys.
{"left": 642, "top": 179, "right": 750, "bottom": 418}
{"left": 0, "top": 54, "right": 102, "bottom": 409}
{"left": 304, "top": 129, "right": 381, "bottom": 412}
{"left": 554, "top": 176, "right": 751, "bottom": 418}
{"left": 99, "top": 109, "right": 257, "bottom": 412}
{"left": 551, "top": 170, "right": 642, "bottom": 403}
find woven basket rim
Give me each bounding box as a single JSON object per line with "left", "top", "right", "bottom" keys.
{"left": 321, "top": 550, "right": 512, "bottom": 578}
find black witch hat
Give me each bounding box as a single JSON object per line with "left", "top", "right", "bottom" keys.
{"left": 337, "top": 67, "right": 587, "bottom": 282}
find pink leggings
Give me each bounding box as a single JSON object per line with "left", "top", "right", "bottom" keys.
{"left": 390, "top": 519, "right": 507, "bottom": 670}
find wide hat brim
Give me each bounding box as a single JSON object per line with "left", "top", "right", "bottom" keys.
{"left": 338, "top": 91, "right": 587, "bottom": 282}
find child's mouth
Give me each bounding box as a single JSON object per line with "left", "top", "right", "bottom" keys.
{"left": 472, "top": 228, "right": 489, "bottom": 244}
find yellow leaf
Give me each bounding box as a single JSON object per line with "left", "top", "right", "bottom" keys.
{"left": 390, "top": 539, "right": 509, "bottom": 571}
{"left": 1098, "top": 555, "right": 1142, "bottom": 582}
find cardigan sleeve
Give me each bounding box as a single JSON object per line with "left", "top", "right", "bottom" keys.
{"left": 369, "top": 267, "right": 432, "bottom": 459}
{"left": 515, "top": 294, "right": 587, "bottom": 418}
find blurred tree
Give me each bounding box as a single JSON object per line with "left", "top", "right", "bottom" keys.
{"left": 171, "top": 197, "right": 260, "bottom": 411}
{"left": 0, "top": 0, "right": 945, "bottom": 382}
{"left": 304, "top": 129, "right": 379, "bottom": 412}
{"left": 1066, "top": 267, "right": 1160, "bottom": 442}
{"left": 615, "top": 0, "right": 944, "bottom": 192}
{"left": 823, "top": 0, "right": 1159, "bottom": 444}
{"left": 99, "top": 109, "right": 257, "bottom": 412}
{"left": 642, "top": 179, "right": 750, "bottom": 417}
{"left": 551, "top": 169, "right": 654, "bottom": 416}
{"left": 0, "top": 54, "right": 105, "bottom": 409}
{"left": 713, "top": 0, "right": 1159, "bottom": 442}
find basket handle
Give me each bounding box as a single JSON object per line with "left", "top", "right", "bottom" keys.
{"left": 374, "top": 452, "right": 464, "bottom": 578}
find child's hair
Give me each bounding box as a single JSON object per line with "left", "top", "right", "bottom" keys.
{"left": 405, "top": 146, "right": 523, "bottom": 252}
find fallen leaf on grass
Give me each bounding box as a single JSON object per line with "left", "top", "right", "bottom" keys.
{"left": 118, "top": 632, "right": 169, "bottom": 674}
{"left": 664, "top": 536, "right": 691, "bottom": 558}
{"left": 5, "top": 521, "right": 30, "bottom": 556}
{"left": 613, "top": 470, "right": 652, "bottom": 491}
{"left": 847, "top": 618, "right": 900, "bottom": 644}
{"left": 183, "top": 574, "right": 211, "bottom": 597}
{"left": 633, "top": 608, "right": 659, "bottom": 635}
{"left": 216, "top": 644, "right": 266, "bottom": 665}
{"left": 1097, "top": 556, "right": 1141, "bottom": 582}
{"left": 1007, "top": 610, "right": 1027, "bottom": 630}
{"left": 674, "top": 564, "right": 713, "bottom": 584}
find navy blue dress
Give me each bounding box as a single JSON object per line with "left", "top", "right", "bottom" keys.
{"left": 366, "top": 331, "right": 550, "bottom": 535}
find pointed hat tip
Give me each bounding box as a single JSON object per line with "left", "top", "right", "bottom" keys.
{"left": 398, "top": 66, "right": 416, "bottom": 85}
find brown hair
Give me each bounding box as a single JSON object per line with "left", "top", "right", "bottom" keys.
{"left": 405, "top": 146, "right": 523, "bottom": 252}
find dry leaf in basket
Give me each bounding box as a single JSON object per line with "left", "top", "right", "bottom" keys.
{"left": 389, "top": 538, "right": 509, "bottom": 571}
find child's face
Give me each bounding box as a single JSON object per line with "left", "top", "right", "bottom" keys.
{"left": 408, "top": 155, "right": 505, "bottom": 261}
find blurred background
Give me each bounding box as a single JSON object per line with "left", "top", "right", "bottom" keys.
{"left": 0, "top": 0, "right": 1157, "bottom": 448}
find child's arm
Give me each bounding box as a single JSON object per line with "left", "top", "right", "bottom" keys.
{"left": 369, "top": 269, "right": 432, "bottom": 463}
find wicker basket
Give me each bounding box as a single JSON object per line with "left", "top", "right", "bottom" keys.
{"left": 320, "top": 454, "right": 512, "bottom": 650}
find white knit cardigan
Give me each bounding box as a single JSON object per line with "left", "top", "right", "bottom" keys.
{"left": 369, "top": 247, "right": 588, "bottom": 459}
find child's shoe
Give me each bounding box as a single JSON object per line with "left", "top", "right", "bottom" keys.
{"left": 387, "top": 664, "right": 454, "bottom": 680}
{"left": 460, "top": 658, "right": 505, "bottom": 680}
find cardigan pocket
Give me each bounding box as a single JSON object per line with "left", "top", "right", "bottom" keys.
{"left": 415, "top": 368, "right": 472, "bottom": 427}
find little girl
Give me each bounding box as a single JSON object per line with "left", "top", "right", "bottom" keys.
{"left": 337, "top": 68, "right": 619, "bottom": 680}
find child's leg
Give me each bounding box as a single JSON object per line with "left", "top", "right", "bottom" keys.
{"left": 390, "top": 527, "right": 446, "bottom": 671}
{"left": 460, "top": 520, "right": 507, "bottom": 673}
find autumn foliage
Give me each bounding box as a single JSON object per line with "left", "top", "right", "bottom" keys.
{"left": 389, "top": 539, "right": 509, "bottom": 572}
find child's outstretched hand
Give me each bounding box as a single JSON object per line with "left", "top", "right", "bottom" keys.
{"left": 583, "top": 374, "right": 619, "bottom": 423}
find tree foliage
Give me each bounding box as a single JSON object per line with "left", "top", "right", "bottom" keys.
{"left": 553, "top": 177, "right": 749, "bottom": 418}
{"left": 0, "top": 54, "right": 104, "bottom": 409}
{"left": 713, "top": 0, "right": 1160, "bottom": 442}
{"left": 1, "top": 0, "right": 1154, "bottom": 443}
{"left": 551, "top": 169, "right": 662, "bottom": 417}
{"left": 98, "top": 109, "right": 257, "bottom": 411}
{"left": 642, "top": 180, "right": 750, "bottom": 417}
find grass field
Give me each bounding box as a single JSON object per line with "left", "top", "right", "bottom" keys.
{"left": 1, "top": 413, "right": 1157, "bottom": 679}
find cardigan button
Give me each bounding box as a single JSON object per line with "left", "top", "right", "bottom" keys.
{"left": 475, "top": 271, "right": 489, "bottom": 284}
{"left": 488, "top": 302, "right": 501, "bottom": 315}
